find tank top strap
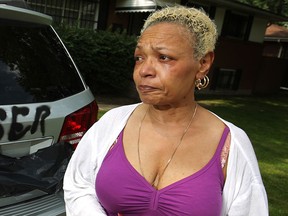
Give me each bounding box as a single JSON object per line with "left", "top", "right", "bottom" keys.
{"left": 219, "top": 126, "right": 230, "bottom": 149}
{"left": 215, "top": 126, "right": 230, "bottom": 159}
{"left": 219, "top": 126, "right": 231, "bottom": 168}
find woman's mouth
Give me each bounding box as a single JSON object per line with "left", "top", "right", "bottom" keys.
{"left": 138, "top": 85, "right": 158, "bottom": 93}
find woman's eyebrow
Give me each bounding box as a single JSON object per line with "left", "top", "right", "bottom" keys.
{"left": 136, "top": 44, "right": 170, "bottom": 52}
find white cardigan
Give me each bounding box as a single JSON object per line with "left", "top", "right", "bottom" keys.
{"left": 63, "top": 103, "right": 268, "bottom": 216}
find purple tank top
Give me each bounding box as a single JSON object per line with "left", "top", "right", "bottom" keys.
{"left": 96, "top": 127, "right": 229, "bottom": 216}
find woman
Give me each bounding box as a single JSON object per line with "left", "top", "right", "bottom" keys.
{"left": 64, "top": 6, "right": 268, "bottom": 216}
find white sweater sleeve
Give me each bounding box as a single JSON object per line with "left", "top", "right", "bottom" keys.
{"left": 63, "top": 104, "right": 139, "bottom": 216}
{"left": 222, "top": 123, "right": 268, "bottom": 216}
{"left": 63, "top": 123, "right": 107, "bottom": 216}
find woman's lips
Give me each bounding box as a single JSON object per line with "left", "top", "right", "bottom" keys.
{"left": 138, "top": 85, "right": 158, "bottom": 93}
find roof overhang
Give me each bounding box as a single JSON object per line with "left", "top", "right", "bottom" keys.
{"left": 115, "top": 0, "right": 180, "bottom": 13}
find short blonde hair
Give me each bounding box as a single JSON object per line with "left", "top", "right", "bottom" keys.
{"left": 140, "top": 6, "right": 218, "bottom": 59}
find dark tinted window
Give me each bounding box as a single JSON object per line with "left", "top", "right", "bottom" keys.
{"left": 0, "top": 19, "right": 85, "bottom": 105}
{"left": 221, "top": 11, "right": 253, "bottom": 40}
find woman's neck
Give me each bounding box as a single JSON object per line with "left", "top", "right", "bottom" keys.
{"left": 145, "top": 101, "right": 198, "bottom": 126}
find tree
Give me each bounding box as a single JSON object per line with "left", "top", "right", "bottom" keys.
{"left": 237, "top": 0, "right": 288, "bottom": 16}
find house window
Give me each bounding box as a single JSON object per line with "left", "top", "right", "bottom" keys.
{"left": 221, "top": 11, "right": 253, "bottom": 40}
{"left": 25, "top": 0, "right": 99, "bottom": 29}
{"left": 211, "top": 68, "right": 241, "bottom": 91}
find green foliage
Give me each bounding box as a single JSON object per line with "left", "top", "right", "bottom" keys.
{"left": 237, "top": 0, "right": 288, "bottom": 16}
{"left": 54, "top": 24, "right": 137, "bottom": 96}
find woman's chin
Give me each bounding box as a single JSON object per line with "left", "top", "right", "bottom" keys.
{"left": 139, "top": 97, "right": 170, "bottom": 108}
{"left": 139, "top": 97, "right": 161, "bottom": 105}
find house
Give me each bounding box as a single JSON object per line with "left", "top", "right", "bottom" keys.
{"left": 262, "top": 24, "right": 288, "bottom": 89}
{"left": 25, "top": 0, "right": 288, "bottom": 95}
{"left": 264, "top": 24, "right": 288, "bottom": 59}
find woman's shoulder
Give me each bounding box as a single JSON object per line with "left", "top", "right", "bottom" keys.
{"left": 205, "top": 109, "right": 248, "bottom": 140}
{"left": 205, "top": 110, "right": 254, "bottom": 155}
{"left": 90, "top": 103, "right": 141, "bottom": 139}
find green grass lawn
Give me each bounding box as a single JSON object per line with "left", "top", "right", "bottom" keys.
{"left": 198, "top": 95, "right": 288, "bottom": 216}
{"left": 98, "top": 94, "right": 288, "bottom": 215}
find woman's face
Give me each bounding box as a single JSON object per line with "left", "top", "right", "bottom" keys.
{"left": 133, "top": 22, "right": 203, "bottom": 107}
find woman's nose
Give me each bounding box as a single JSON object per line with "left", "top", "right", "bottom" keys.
{"left": 138, "top": 58, "right": 156, "bottom": 77}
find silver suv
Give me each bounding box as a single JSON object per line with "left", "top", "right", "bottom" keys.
{"left": 0, "top": 1, "right": 98, "bottom": 215}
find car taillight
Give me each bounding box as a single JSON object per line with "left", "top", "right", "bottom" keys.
{"left": 58, "top": 100, "right": 98, "bottom": 149}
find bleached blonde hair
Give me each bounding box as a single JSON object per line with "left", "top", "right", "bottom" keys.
{"left": 140, "top": 5, "right": 218, "bottom": 60}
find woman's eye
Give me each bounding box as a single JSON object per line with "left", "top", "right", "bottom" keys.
{"left": 159, "top": 55, "right": 170, "bottom": 61}
{"left": 134, "top": 56, "right": 143, "bottom": 61}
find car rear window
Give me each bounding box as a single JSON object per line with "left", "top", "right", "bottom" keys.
{"left": 0, "top": 19, "right": 85, "bottom": 105}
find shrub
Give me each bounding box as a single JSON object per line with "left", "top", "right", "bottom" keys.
{"left": 54, "top": 25, "right": 137, "bottom": 96}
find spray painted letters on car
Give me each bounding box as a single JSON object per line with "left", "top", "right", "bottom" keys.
{"left": 0, "top": 105, "right": 50, "bottom": 141}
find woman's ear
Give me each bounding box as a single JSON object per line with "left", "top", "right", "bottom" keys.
{"left": 196, "top": 52, "right": 215, "bottom": 79}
